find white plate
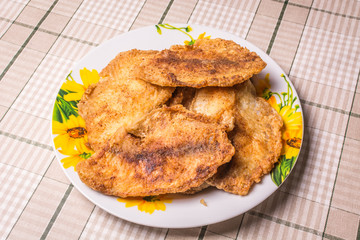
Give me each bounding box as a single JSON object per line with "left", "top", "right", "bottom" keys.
{"left": 51, "top": 24, "right": 304, "bottom": 228}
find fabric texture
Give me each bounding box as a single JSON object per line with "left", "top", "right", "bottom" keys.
{"left": 0, "top": 0, "right": 359, "bottom": 239}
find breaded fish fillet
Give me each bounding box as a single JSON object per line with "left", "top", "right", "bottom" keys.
{"left": 182, "top": 182, "right": 211, "bottom": 195}
{"left": 166, "top": 87, "right": 196, "bottom": 108}
{"left": 190, "top": 87, "right": 236, "bottom": 132}
{"left": 207, "top": 80, "right": 283, "bottom": 195}
{"left": 76, "top": 105, "right": 235, "bottom": 197}
{"left": 168, "top": 87, "right": 236, "bottom": 194}
{"left": 137, "top": 38, "right": 266, "bottom": 88}
{"left": 78, "top": 50, "right": 174, "bottom": 150}
{"left": 179, "top": 87, "right": 235, "bottom": 194}
{"left": 167, "top": 87, "right": 235, "bottom": 131}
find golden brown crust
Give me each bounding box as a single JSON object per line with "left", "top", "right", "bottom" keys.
{"left": 207, "top": 80, "right": 283, "bottom": 195}
{"left": 76, "top": 105, "right": 235, "bottom": 197}
{"left": 99, "top": 49, "right": 158, "bottom": 78}
{"left": 77, "top": 50, "right": 174, "bottom": 150}
{"left": 182, "top": 182, "right": 211, "bottom": 195}
{"left": 189, "top": 87, "right": 236, "bottom": 132}
{"left": 167, "top": 87, "right": 236, "bottom": 132}
{"left": 137, "top": 38, "right": 266, "bottom": 88}
{"left": 166, "top": 87, "right": 196, "bottom": 108}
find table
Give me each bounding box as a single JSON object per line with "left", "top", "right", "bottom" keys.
{"left": 0, "top": 0, "right": 359, "bottom": 239}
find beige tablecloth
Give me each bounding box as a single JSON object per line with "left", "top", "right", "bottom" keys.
{"left": 0, "top": 0, "right": 359, "bottom": 239}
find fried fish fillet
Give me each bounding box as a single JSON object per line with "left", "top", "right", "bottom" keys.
{"left": 167, "top": 86, "right": 236, "bottom": 131}
{"left": 137, "top": 38, "right": 266, "bottom": 88}
{"left": 167, "top": 87, "right": 236, "bottom": 194}
{"left": 76, "top": 105, "right": 235, "bottom": 197}
{"left": 207, "top": 80, "right": 283, "bottom": 195}
{"left": 190, "top": 87, "right": 236, "bottom": 132}
{"left": 182, "top": 182, "right": 211, "bottom": 195}
{"left": 78, "top": 49, "right": 174, "bottom": 150}
{"left": 166, "top": 87, "right": 196, "bottom": 108}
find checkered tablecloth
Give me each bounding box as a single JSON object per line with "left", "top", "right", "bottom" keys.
{"left": 0, "top": 0, "right": 359, "bottom": 239}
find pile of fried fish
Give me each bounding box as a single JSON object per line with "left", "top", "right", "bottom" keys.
{"left": 76, "top": 38, "right": 283, "bottom": 198}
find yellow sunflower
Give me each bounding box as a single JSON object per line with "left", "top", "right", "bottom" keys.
{"left": 266, "top": 95, "right": 279, "bottom": 111}
{"left": 117, "top": 196, "right": 172, "bottom": 214}
{"left": 267, "top": 96, "right": 302, "bottom": 134}
{"left": 281, "top": 129, "right": 302, "bottom": 159}
{"left": 52, "top": 115, "right": 88, "bottom": 152}
{"left": 62, "top": 68, "right": 99, "bottom": 102}
{"left": 59, "top": 143, "right": 93, "bottom": 170}
{"left": 278, "top": 105, "right": 303, "bottom": 140}
{"left": 267, "top": 95, "right": 303, "bottom": 158}
{"left": 197, "top": 32, "right": 211, "bottom": 40}
{"left": 184, "top": 32, "right": 210, "bottom": 45}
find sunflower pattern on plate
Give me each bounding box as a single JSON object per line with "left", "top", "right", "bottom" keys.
{"left": 253, "top": 73, "right": 303, "bottom": 186}
{"left": 52, "top": 68, "right": 99, "bottom": 169}
{"left": 117, "top": 196, "right": 173, "bottom": 214}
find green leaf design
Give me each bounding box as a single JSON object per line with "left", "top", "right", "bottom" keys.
{"left": 68, "top": 99, "right": 79, "bottom": 109}
{"left": 79, "top": 152, "right": 92, "bottom": 159}
{"left": 187, "top": 40, "right": 196, "bottom": 46}
{"left": 53, "top": 95, "right": 78, "bottom": 122}
{"left": 271, "top": 160, "right": 282, "bottom": 186}
{"left": 53, "top": 70, "right": 83, "bottom": 123}
{"left": 155, "top": 23, "right": 196, "bottom": 45}
{"left": 143, "top": 196, "right": 161, "bottom": 202}
{"left": 52, "top": 101, "right": 63, "bottom": 123}
{"left": 60, "top": 97, "right": 78, "bottom": 118}
{"left": 289, "top": 155, "right": 296, "bottom": 171}
{"left": 271, "top": 155, "right": 297, "bottom": 186}
{"left": 58, "top": 89, "right": 68, "bottom": 98}
{"left": 155, "top": 25, "right": 162, "bottom": 35}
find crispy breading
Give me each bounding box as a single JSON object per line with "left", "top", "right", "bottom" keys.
{"left": 76, "top": 105, "right": 235, "bottom": 197}
{"left": 77, "top": 50, "right": 174, "bottom": 150}
{"left": 207, "top": 80, "right": 283, "bottom": 195}
{"left": 182, "top": 182, "right": 211, "bottom": 195}
{"left": 99, "top": 49, "right": 155, "bottom": 79}
{"left": 137, "top": 38, "right": 266, "bottom": 88}
{"left": 166, "top": 87, "right": 236, "bottom": 194}
{"left": 189, "top": 87, "right": 236, "bottom": 132}
{"left": 166, "top": 87, "right": 196, "bottom": 108}
{"left": 167, "top": 87, "right": 236, "bottom": 131}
